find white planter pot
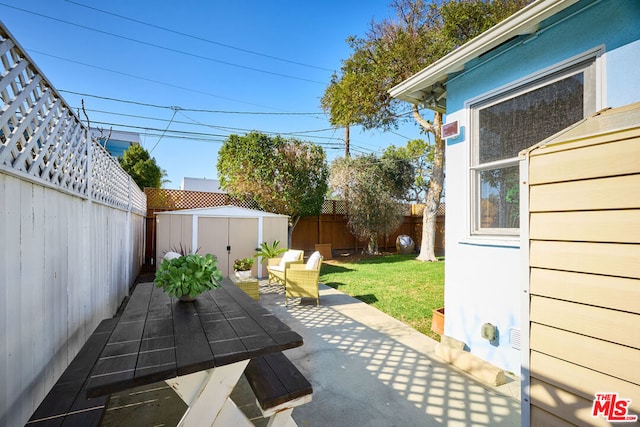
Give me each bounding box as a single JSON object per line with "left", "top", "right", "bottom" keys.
{"left": 235, "top": 270, "right": 252, "bottom": 279}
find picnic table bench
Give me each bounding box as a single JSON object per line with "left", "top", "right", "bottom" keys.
{"left": 245, "top": 352, "right": 313, "bottom": 425}
{"left": 25, "top": 318, "right": 118, "bottom": 427}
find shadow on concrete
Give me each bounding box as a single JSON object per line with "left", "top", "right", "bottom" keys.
{"left": 262, "top": 282, "right": 521, "bottom": 427}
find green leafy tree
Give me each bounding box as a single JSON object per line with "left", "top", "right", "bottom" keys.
{"left": 217, "top": 131, "right": 329, "bottom": 246}
{"left": 383, "top": 138, "right": 433, "bottom": 202}
{"left": 321, "top": 0, "right": 530, "bottom": 261}
{"left": 330, "top": 154, "right": 413, "bottom": 255}
{"left": 118, "top": 144, "right": 167, "bottom": 190}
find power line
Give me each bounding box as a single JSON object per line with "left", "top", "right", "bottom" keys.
{"left": 84, "top": 107, "right": 342, "bottom": 141}
{"left": 0, "top": 3, "right": 325, "bottom": 84}
{"left": 61, "top": 89, "right": 321, "bottom": 115}
{"left": 64, "top": 0, "right": 333, "bottom": 73}
{"left": 31, "top": 50, "right": 281, "bottom": 110}
{"left": 150, "top": 108, "right": 178, "bottom": 153}
{"left": 91, "top": 119, "right": 351, "bottom": 151}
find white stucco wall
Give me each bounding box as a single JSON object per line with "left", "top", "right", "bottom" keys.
{"left": 181, "top": 177, "right": 224, "bottom": 192}
{"left": 440, "top": 0, "right": 640, "bottom": 374}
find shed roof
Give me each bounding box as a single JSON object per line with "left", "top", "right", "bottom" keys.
{"left": 155, "top": 205, "right": 289, "bottom": 218}
{"left": 524, "top": 102, "right": 640, "bottom": 156}
{"left": 389, "top": 0, "right": 580, "bottom": 111}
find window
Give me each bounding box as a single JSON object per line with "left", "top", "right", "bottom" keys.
{"left": 470, "top": 60, "right": 597, "bottom": 235}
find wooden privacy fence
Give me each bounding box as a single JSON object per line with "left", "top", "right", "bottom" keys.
{"left": 292, "top": 207, "right": 445, "bottom": 255}
{"left": 145, "top": 188, "right": 444, "bottom": 263}
{"left": 0, "top": 22, "right": 146, "bottom": 427}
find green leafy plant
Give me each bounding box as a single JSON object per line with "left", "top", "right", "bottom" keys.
{"left": 254, "top": 240, "right": 287, "bottom": 260}
{"left": 155, "top": 253, "right": 222, "bottom": 299}
{"left": 233, "top": 257, "right": 254, "bottom": 271}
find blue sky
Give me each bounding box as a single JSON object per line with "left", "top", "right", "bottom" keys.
{"left": 1, "top": 0, "right": 427, "bottom": 189}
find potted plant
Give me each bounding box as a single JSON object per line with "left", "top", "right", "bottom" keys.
{"left": 155, "top": 253, "right": 222, "bottom": 301}
{"left": 233, "top": 257, "right": 254, "bottom": 278}
{"left": 254, "top": 240, "right": 287, "bottom": 262}
{"left": 431, "top": 307, "right": 445, "bottom": 335}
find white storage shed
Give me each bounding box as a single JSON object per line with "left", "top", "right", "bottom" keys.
{"left": 155, "top": 206, "right": 289, "bottom": 278}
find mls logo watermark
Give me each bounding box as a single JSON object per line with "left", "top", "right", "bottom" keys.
{"left": 592, "top": 393, "right": 638, "bottom": 422}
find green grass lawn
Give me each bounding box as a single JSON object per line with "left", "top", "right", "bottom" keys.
{"left": 319, "top": 253, "right": 444, "bottom": 341}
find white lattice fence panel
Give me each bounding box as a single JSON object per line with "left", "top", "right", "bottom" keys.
{"left": 0, "top": 35, "right": 89, "bottom": 196}
{"left": 0, "top": 23, "right": 145, "bottom": 213}
{"left": 90, "top": 140, "right": 129, "bottom": 210}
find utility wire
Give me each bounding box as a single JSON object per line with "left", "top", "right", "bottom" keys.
{"left": 64, "top": 0, "right": 333, "bottom": 72}
{"left": 61, "top": 89, "right": 321, "bottom": 115}
{"left": 91, "top": 119, "right": 353, "bottom": 151}
{"left": 31, "top": 50, "right": 282, "bottom": 110}
{"left": 1, "top": 3, "right": 324, "bottom": 84}
{"left": 150, "top": 107, "right": 178, "bottom": 153}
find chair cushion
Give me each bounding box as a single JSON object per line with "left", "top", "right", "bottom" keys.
{"left": 305, "top": 251, "right": 322, "bottom": 270}
{"left": 279, "top": 250, "right": 303, "bottom": 268}
{"left": 269, "top": 265, "right": 284, "bottom": 272}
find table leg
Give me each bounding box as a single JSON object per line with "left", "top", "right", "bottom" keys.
{"left": 266, "top": 408, "right": 298, "bottom": 427}
{"left": 166, "top": 361, "right": 250, "bottom": 427}
{"left": 211, "top": 398, "right": 254, "bottom": 427}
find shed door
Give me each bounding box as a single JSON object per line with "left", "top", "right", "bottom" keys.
{"left": 229, "top": 218, "right": 259, "bottom": 276}
{"left": 197, "top": 217, "right": 258, "bottom": 277}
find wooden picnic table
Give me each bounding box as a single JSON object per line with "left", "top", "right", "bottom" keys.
{"left": 85, "top": 278, "right": 304, "bottom": 426}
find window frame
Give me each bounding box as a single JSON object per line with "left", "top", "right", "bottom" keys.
{"left": 468, "top": 52, "right": 600, "bottom": 238}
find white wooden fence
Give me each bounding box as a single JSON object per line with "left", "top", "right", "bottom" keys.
{"left": 0, "top": 22, "right": 146, "bottom": 426}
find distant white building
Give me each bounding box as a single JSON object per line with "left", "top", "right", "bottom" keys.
{"left": 90, "top": 128, "right": 140, "bottom": 158}
{"left": 181, "top": 177, "right": 224, "bottom": 193}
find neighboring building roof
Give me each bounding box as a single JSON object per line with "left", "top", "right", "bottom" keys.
{"left": 155, "top": 205, "right": 289, "bottom": 218}
{"left": 389, "top": 0, "right": 580, "bottom": 111}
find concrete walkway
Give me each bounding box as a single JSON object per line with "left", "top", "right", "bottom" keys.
{"left": 103, "top": 279, "right": 522, "bottom": 426}
{"left": 256, "top": 281, "right": 521, "bottom": 427}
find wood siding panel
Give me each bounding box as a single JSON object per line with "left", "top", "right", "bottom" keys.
{"left": 529, "top": 137, "right": 640, "bottom": 184}
{"left": 529, "top": 174, "right": 640, "bottom": 212}
{"left": 530, "top": 268, "right": 640, "bottom": 314}
{"left": 530, "top": 296, "right": 640, "bottom": 348}
{"left": 529, "top": 323, "right": 640, "bottom": 385}
{"left": 530, "top": 378, "right": 613, "bottom": 427}
{"left": 530, "top": 241, "right": 640, "bottom": 279}
{"left": 530, "top": 210, "right": 640, "bottom": 243}
{"left": 530, "top": 351, "right": 640, "bottom": 413}
{"left": 527, "top": 105, "right": 640, "bottom": 427}
{"left": 531, "top": 406, "right": 578, "bottom": 427}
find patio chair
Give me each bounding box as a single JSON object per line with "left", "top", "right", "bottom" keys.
{"left": 267, "top": 249, "right": 304, "bottom": 286}
{"left": 285, "top": 251, "right": 323, "bottom": 306}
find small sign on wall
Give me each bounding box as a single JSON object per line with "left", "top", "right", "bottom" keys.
{"left": 442, "top": 120, "right": 459, "bottom": 139}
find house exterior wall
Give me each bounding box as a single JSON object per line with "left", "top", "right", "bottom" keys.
{"left": 442, "top": 0, "right": 640, "bottom": 374}
{"left": 181, "top": 177, "right": 223, "bottom": 193}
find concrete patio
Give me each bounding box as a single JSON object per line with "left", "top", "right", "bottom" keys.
{"left": 101, "top": 278, "right": 522, "bottom": 427}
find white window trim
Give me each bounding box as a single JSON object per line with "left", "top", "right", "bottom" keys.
{"left": 462, "top": 47, "right": 604, "bottom": 242}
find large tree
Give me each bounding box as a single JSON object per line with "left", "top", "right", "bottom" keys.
{"left": 383, "top": 138, "right": 433, "bottom": 203}
{"left": 321, "top": 0, "right": 531, "bottom": 261}
{"left": 118, "top": 144, "right": 167, "bottom": 190}
{"left": 330, "top": 154, "right": 413, "bottom": 254}
{"left": 217, "top": 131, "right": 329, "bottom": 246}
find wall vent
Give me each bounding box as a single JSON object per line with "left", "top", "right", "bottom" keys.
{"left": 510, "top": 328, "right": 521, "bottom": 350}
